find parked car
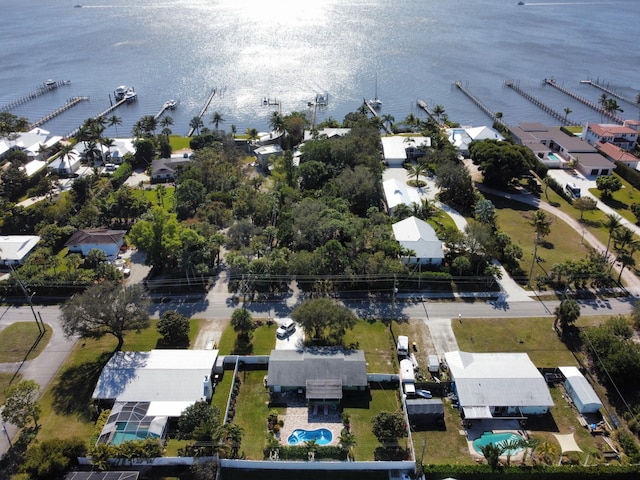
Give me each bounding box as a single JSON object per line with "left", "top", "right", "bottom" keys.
{"left": 416, "top": 389, "right": 432, "bottom": 399}
{"left": 276, "top": 319, "right": 296, "bottom": 339}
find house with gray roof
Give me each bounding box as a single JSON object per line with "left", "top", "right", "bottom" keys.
{"left": 267, "top": 349, "right": 367, "bottom": 403}
{"left": 64, "top": 229, "right": 126, "bottom": 259}
{"left": 151, "top": 157, "right": 191, "bottom": 182}
{"left": 445, "top": 350, "right": 553, "bottom": 421}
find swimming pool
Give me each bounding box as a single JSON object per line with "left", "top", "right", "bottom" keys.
{"left": 111, "top": 430, "right": 159, "bottom": 445}
{"left": 548, "top": 153, "right": 563, "bottom": 163}
{"left": 473, "top": 432, "right": 525, "bottom": 455}
{"left": 287, "top": 428, "right": 333, "bottom": 446}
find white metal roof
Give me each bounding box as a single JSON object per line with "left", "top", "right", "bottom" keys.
{"left": 392, "top": 216, "right": 444, "bottom": 260}
{"left": 558, "top": 366, "right": 602, "bottom": 409}
{"left": 381, "top": 136, "right": 430, "bottom": 161}
{"left": 0, "top": 235, "right": 40, "bottom": 263}
{"left": 445, "top": 351, "right": 553, "bottom": 408}
{"left": 92, "top": 350, "right": 218, "bottom": 408}
{"left": 383, "top": 178, "right": 421, "bottom": 210}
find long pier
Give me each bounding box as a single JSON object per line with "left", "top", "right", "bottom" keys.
{"left": 29, "top": 96, "right": 89, "bottom": 129}
{"left": 416, "top": 99, "right": 443, "bottom": 125}
{"left": 154, "top": 100, "right": 179, "bottom": 121}
{"left": 544, "top": 78, "right": 623, "bottom": 124}
{"left": 505, "top": 81, "right": 578, "bottom": 126}
{"left": 580, "top": 79, "right": 638, "bottom": 108}
{"left": 65, "top": 97, "right": 128, "bottom": 138}
{"left": 363, "top": 99, "right": 392, "bottom": 134}
{"left": 187, "top": 88, "right": 216, "bottom": 137}
{"left": 454, "top": 82, "right": 506, "bottom": 127}
{"left": 0, "top": 80, "right": 71, "bottom": 112}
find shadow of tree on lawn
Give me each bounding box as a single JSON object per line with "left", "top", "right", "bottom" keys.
{"left": 51, "top": 351, "right": 112, "bottom": 421}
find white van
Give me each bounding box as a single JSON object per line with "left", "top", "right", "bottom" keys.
{"left": 397, "top": 335, "right": 409, "bottom": 356}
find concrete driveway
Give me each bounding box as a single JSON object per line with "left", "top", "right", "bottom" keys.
{"left": 274, "top": 318, "right": 304, "bottom": 350}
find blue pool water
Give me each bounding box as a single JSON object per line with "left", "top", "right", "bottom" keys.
{"left": 111, "top": 429, "right": 159, "bottom": 446}
{"left": 287, "top": 428, "right": 333, "bottom": 446}
{"left": 548, "top": 153, "right": 563, "bottom": 163}
{"left": 473, "top": 432, "right": 525, "bottom": 456}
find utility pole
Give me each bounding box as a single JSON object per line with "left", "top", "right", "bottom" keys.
{"left": 391, "top": 274, "right": 398, "bottom": 334}
{"left": 9, "top": 265, "right": 43, "bottom": 334}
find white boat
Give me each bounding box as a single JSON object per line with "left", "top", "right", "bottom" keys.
{"left": 45, "top": 79, "right": 57, "bottom": 88}
{"left": 369, "top": 75, "right": 382, "bottom": 109}
{"left": 163, "top": 99, "right": 178, "bottom": 110}
{"left": 115, "top": 85, "right": 128, "bottom": 99}
{"left": 124, "top": 88, "right": 137, "bottom": 102}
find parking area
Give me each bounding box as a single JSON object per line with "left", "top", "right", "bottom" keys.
{"left": 274, "top": 318, "right": 304, "bottom": 350}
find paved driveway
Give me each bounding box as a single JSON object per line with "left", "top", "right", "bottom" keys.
{"left": 274, "top": 318, "right": 304, "bottom": 350}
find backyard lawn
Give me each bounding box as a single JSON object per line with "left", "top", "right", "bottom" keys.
{"left": 233, "top": 370, "right": 271, "bottom": 459}
{"left": 588, "top": 173, "right": 640, "bottom": 226}
{"left": 343, "top": 320, "right": 396, "bottom": 374}
{"left": 132, "top": 186, "right": 175, "bottom": 212}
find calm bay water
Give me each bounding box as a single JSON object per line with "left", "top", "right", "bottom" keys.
{"left": 1, "top": 0, "right": 639, "bottom": 138}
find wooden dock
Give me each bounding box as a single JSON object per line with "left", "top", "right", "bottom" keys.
{"left": 505, "top": 81, "right": 579, "bottom": 126}
{"left": 363, "top": 99, "right": 392, "bottom": 134}
{"left": 0, "top": 80, "right": 71, "bottom": 111}
{"left": 65, "top": 97, "right": 128, "bottom": 138}
{"left": 416, "top": 100, "right": 440, "bottom": 125}
{"left": 154, "top": 100, "right": 179, "bottom": 121}
{"left": 454, "top": 82, "right": 507, "bottom": 127}
{"left": 30, "top": 96, "right": 89, "bottom": 128}
{"left": 544, "top": 78, "right": 623, "bottom": 124}
{"left": 580, "top": 79, "right": 638, "bottom": 108}
{"left": 187, "top": 88, "right": 216, "bottom": 137}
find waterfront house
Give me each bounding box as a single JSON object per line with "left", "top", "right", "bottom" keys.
{"left": 445, "top": 350, "right": 553, "bottom": 422}
{"left": 582, "top": 122, "right": 638, "bottom": 151}
{"left": 64, "top": 229, "right": 126, "bottom": 259}
{"left": 392, "top": 216, "right": 444, "bottom": 266}
{"left": 254, "top": 144, "right": 283, "bottom": 170}
{"left": 151, "top": 157, "right": 191, "bottom": 182}
{"left": 595, "top": 141, "right": 639, "bottom": 168}
{"left": 0, "top": 128, "right": 61, "bottom": 162}
{"left": 381, "top": 136, "right": 431, "bottom": 167}
{"left": 446, "top": 125, "right": 504, "bottom": 156}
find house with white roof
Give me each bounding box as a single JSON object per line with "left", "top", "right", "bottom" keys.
{"left": 254, "top": 144, "right": 283, "bottom": 170}
{"left": 558, "top": 366, "right": 601, "bottom": 414}
{"left": 383, "top": 178, "right": 421, "bottom": 216}
{"left": 0, "top": 235, "right": 41, "bottom": 266}
{"left": 0, "top": 128, "right": 62, "bottom": 162}
{"left": 392, "top": 216, "right": 444, "bottom": 265}
{"left": 445, "top": 350, "right": 553, "bottom": 421}
{"left": 303, "top": 128, "right": 351, "bottom": 142}
{"left": 446, "top": 126, "right": 504, "bottom": 156}
{"left": 381, "top": 136, "right": 431, "bottom": 167}
{"left": 92, "top": 349, "right": 218, "bottom": 446}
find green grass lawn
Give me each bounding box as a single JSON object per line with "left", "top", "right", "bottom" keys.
{"left": 217, "top": 323, "right": 276, "bottom": 355}
{"left": 0, "top": 372, "right": 22, "bottom": 404}
{"left": 132, "top": 186, "right": 175, "bottom": 212}
{"left": 453, "top": 317, "right": 577, "bottom": 367}
{"left": 36, "top": 319, "right": 199, "bottom": 445}
{"left": 169, "top": 135, "right": 191, "bottom": 151}
{"left": 588, "top": 174, "right": 640, "bottom": 225}
{"left": 0, "top": 322, "right": 52, "bottom": 363}
{"left": 344, "top": 387, "right": 400, "bottom": 461}
{"left": 412, "top": 400, "right": 475, "bottom": 465}
{"left": 344, "top": 320, "right": 396, "bottom": 374}
{"left": 233, "top": 370, "right": 270, "bottom": 459}
{"left": 211, "top": 371, "right": 233, "bottom": 415}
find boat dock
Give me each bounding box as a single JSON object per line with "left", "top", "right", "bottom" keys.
{"left": 363, "top": 99, "right": 392, "bottom": 134}
{"left": 0, "top": 80, "right": 71, "bottom": 111}
{"left": 505, "top": 81, "right": 578, "bottom": 126}
{"left": 29, "top": 96, "right": 89, "bottom": 129}
{"left": 580, "top": 78, "right": 638, "bottom": 108}
{"left": 454, "top": 82, "right": 506, "bottom": 127}
{"left": 544, "top": 78, "right": 623, "bottom": 124}
{"left": 65, "top": 97, "right": 128, "bottom": 138}
{"left": 416, "top": 100, "right": 440, "bottom": 124}
{"left": 154, "top": 100, "right": 179, "bottom": 120}
{"left": 187, "top": 88, "right": 216, "bottom": 137}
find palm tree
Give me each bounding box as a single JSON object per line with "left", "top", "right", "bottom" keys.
{"left": 190, "top": 116, "right": 204, "bottom": 136}
{"left": 433, "top": 104, "right": 446, "bottom": 122}
{"left": 480, "top": 442, "right": 503, "bottom": 471}
{"left": 502, "top": 438, "right": 522, "bottom": 467}
{"left": 603, "top": 213, "right": 622, "bottom": 261}
{"left": 108, "top": 115, "right": 122, "bottom": 137}
{"left": 553, "top": 298, "right": 580, "bottom": 338}
{"left": 563, "top": 107, "right": 572, "bottom": 122}
{"left": 211, "top": 111, "right": 224, "bottom": 131}
{"left": 381, "top": 113, "right": 394, "bottom": 131}
{"left": 84, "top": 140, "right": 101, "bottom": 166}
{"left": 612, "top": 226, "right": 640, "bottom": 281}
{"left": 338, "top": 429, "right": 357, "bottom": 460}
{"left": 269, "top": 111, "right": 285, "bottom": 134}
{"left": 246, "top": 127, "right": 259, "bottom": 144}
{"left": 528, "top": 210, "right": 552, "bottom": 287}
{"left": 58, "top": 143, "right": 76, "bottom": 174}
{"left": 598, "top": 93, "right": 608, "bottom": 108}
{"left": 407, "top": 162, "right": 428, "bottom": 187}
{"left": 231, "top": 124, "right": 237, "bottom": 138}
{"left": 604, "top": 98, "right": 623, "bottom": 117}
{"left": 36, "top": 143, "right": 50, "bottom": 161}
{"left": 534, "top": 440, "right": 559, "bottom": 465}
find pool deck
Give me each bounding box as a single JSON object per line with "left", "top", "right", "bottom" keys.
{"left": 280, "top": 406, "right": 343, "bottom": 447}
{"left": 463, "top": 419, "right": 529, "bottom": 463}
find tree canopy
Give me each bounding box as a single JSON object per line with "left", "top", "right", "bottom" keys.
{"left": 60, "top": 281, "right": 150, "bottom": 351}
{"left": 371, "top": 411, "right": 407, "bottom": 444}
{"left": 157, "top": 310, "right": 190, "bottom": 348}
{"left": 290, "top": 297, "right": 357, "bottom": 345}
{"left": 470, "top": 139, "right": 536, "bottom": 188}
{"left": 2, "top": 379, "right": 41, "bottom": 428}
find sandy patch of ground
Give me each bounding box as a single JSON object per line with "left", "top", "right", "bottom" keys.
{"left": 193, "top": 318, "right": 229, "bottom": 349}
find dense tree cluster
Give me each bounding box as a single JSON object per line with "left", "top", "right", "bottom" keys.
{"left": 469, "top": 139, "right": 537, "bottom": 188}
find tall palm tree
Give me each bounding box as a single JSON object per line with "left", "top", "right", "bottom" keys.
{"left": 58, "top": 143, "right": 76, "bottom": 174}
{"left": 101, "top": 137, "right": 115, "bottom": 161}
{"left": 36, "top": 143, "right": 50, "bottom": 161}
{"left": 534, "top": 440, "right": 559, "bottom": 465}
{"left": 381, "top": 113, "right": 394, "bottom": 131}
{"left": 598, "top": 93, "right": 608, "bottom": 108}
{"left": 190, "top": 116, "right": 204, "bottom": 136}
{"left": 84, "top": 140, "right": 101, "bottom": 166}
{"left": 269, "top": 111, "right": 285, "bottom": 134}
{"left": 211, "top": 111, "right": 224, "bottom": 131}
{"left": 231, "top": 124, "right": 237, "bottom": 138}
{"left": 603, "top": 212, "right": 622, "bottom": 260}
{"left": 246, "top": 127, "right": 259, "bottom": 144}
{"left": 407, "top": 162, "right": 428, "bottom": 187}
{"left": 604, "top": 98, "right": 623, "bottom": 117}
{"left": 433, "top": 104, "right": 446, "bottom": 122}
{"left": 528, "top": 210, "right": 552, "bottom": 286}
{"left": 108, "top": 115, "right": 122, "bottom": 137}
{"left": 563, "top": 107, "right": 572, "bottom": 123}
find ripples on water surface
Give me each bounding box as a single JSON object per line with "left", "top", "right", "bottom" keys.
{"left": 1, "top": 0, "right": 639, "bottom": 136}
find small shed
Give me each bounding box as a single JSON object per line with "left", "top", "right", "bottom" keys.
{"left": 406, "top": 398, "right": 444, "bottom": 428}
{"left": 559, "top": 366, "right": 602, "bottom": 414}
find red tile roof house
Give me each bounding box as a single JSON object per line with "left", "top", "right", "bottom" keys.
{"left": 596, "top": 141, "right": 639, "bottom": 169}
{"left": 582, "top": 122, "right": 638, "bottom": 151}
{"left": 64, "top": 229, "right": 126, "bottom": 259}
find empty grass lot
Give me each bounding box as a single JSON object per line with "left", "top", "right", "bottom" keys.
{"left": 217, "top": 323, "right": 277, "bottom": 355}
{"left": 589, "top": 174, "right": 640, "bottom": 226}
{"left": 453, "top": 316, "right": 577, "bottom": 367}
{"left": 343, "top": 320, "right": 396, "bottom": 374}
{"left": 233, "top": 370, "right": 271, "bottom": 459}
{"left": 0, "top": 322, "right": 52, "bottom": 363}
